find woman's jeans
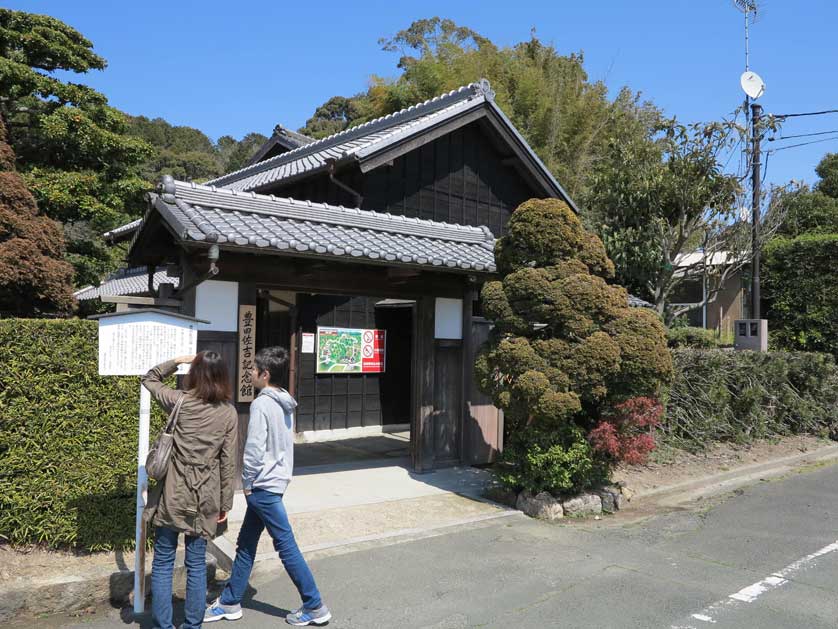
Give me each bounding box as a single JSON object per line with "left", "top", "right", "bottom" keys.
{"left": 219, "top": 488, "right": 322, "bottom": 610}
{"left": 151, "top": 526, "right": 207, "bottom": 629}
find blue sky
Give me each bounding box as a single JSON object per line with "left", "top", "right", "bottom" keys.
{"left": 9, "top": 0, "right": 838, "bottom": 188}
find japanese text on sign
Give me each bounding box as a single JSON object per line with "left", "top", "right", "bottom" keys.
{"left": 98, "top": 313, "right": 198, "bottom": 376}
{"left": 238, "top": 305, "right": 256, "bottom": 402}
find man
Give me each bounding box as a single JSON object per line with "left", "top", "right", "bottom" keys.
{"left": 205, "top": 346, "right": 331, "bottom": 626}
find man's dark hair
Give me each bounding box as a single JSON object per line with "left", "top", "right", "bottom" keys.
{"left": 255, "top": 346, "right": 289, "bottom": 386}
{"left": 184, "top": 351, "right": 232, "bottom": 404}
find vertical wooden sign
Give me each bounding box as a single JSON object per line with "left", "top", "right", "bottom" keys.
{"left": 238, "top": 305, "right": 256, "bottom": 402}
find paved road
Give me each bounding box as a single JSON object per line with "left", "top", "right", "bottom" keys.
{"left": 53, "top": 463, "right": 838, "bottom": 628}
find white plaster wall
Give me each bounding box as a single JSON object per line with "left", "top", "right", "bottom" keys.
{"left": 195, "top": 280, "right": 239, "bottom": 331}
{"left": 434, "top": 297, "right": 463, "bottom": 340}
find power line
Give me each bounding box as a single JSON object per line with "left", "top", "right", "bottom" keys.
{"left": 773, "top": 109, "right": 838, "bottom": 119}
{"left": 766, "top": 135, "right": 838, "bottom": 153}
{"left": 768, "top": 129, "right": 838, "bottom": 141}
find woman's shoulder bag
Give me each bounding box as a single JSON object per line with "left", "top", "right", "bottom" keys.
{"left": 146, "top": 393, "right": 185, "bottom": 481}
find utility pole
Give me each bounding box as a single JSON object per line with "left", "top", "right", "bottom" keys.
{"left": 750, "top": 102, "right": 762, "bottom": 320}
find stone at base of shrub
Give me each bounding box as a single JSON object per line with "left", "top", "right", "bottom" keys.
{"left": 562, "top": 493, "right": 603, "bottom": 517}
{"left": 596, "top": 486, "right": 624, "bottom": 513}
{"left": 516, "top": 490, "right": 564, "bottom": 520}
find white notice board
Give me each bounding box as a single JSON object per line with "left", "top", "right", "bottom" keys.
{"left": 98, "top": 311, "right": 199, "bottom": 376}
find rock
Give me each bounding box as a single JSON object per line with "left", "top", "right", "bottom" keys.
{"left": 562, "top": 493, "right": 602, "bottom": 517}
{"left": 596, "top": 486, "right": 624, "bottom": 513}
{"left": 516, "top": 490, "right": 564, "bottom": 520}
{"left": 621, "top": 485, "right": 636, "bottom": 502}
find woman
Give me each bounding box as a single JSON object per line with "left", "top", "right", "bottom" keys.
{"left": 142, "top": 352, "right": 238, "bottom": 629}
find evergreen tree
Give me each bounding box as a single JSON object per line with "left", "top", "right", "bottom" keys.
{"left": 475, "top": 199, "right": 671, "bottom": 493}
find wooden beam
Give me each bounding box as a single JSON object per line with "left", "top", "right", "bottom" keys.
{"left": 412, "top": 295, "right": 436, "bottom": 472}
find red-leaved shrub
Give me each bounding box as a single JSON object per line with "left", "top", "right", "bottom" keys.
{"left": 589, "top": 397, "right": 663, "bottom": 465}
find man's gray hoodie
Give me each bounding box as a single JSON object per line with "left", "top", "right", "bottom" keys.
{"left": 242, "top": 387, "right": 297, "bottom": 494}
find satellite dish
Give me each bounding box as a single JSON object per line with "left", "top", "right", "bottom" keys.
{"left": 740, "top": 71, "right": 766, "bottom": 99}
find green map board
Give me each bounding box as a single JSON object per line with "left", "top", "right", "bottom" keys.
{"left": 316, "top": 326, "right": 386, "bottom": 374}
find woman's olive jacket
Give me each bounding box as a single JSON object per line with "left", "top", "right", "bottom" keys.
{"left": 141, "top": 360, "right": 238, "bottom": 539}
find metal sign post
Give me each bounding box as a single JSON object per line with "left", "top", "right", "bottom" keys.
{"left": 134, "top": 384, "right": 152, "bottom": 614}
{"left": 90, "top": 309, "right": 208, "bottom": 615}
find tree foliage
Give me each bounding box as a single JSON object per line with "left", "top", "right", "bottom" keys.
{"left": 0, "top": 114, "right": 74, "bottom": 315}
{"left": 300, "top": 17, "right": 660, "bottom": 201}
{"left": 765, "top": 152, "right": 838, "bottom": 355}
{"left": 475, "top": 198, "right": 672, "bottom": 494}
{"left": 584, "top": 117, "right": 787, "bottom": 321}
{"left": 0, "top": 8, "right": 152, "bottom": 287}
{"left": 0, "top": 9, "right": 268, "bottom": 289}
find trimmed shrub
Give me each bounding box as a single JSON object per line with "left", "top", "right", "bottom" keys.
{"left": 476, "top": 199, "right": 672, "bottom": 494}
{"left": 664, "top": 348, "right": 838, "bottom": 451}
{"left": 0, "top": 319, "right": 167, "bottom": 550}
{"left": 764, "top": 234, "right": 838, "bottom": 356}
{"left": 667, "top": 326, "right": 719, "bottom": 349}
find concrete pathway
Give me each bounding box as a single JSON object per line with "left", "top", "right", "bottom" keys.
{"left": 50, "top": 459, "right": 838, "bottom": 628}
{"left": 212, "top": 462, "right": 511, "bottom": 570}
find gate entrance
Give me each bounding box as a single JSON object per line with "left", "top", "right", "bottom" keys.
{"left": 257, "top": 290, "right": 416, "bottom": 469}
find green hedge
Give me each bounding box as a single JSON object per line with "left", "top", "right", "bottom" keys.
{"left": 764, "top": 234, "right": 838, "bottom": 356}
{"left": 667, "top": 326, "right": 719, "bottom": 349}
{"left": 0, "top": 319, "right": 166, "bottom": 550}
{"left": 664, "top": 349, "right": 838, "bottom": 451}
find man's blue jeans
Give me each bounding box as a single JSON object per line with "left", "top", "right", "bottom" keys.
{"left": 220, "top": 488, "right": 322, "bottom": 610}
{"left": 151, "top": 526, "right": 207, "bottom": 629}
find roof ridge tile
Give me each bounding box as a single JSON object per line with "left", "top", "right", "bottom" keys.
{"left": 205, "top": 81, "right": 488, "bottom": 188}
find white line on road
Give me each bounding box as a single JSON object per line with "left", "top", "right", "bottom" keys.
{"left": 671, "top": 540, "right": 838, "bottom": 628}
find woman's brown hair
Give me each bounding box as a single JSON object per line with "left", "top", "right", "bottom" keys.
{"left": 184, "top": 351, "right": 232, "bottom": 403}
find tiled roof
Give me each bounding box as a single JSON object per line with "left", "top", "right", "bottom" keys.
{"left": 204, "top": 80, "right": 575, "bottom": 210}
{"left": 102, "top": 218, "right": 142, "bottom": 242}
{"left": 74, "top": 266, "right": 179, "bottom": 301}
{"left": 142, "top": 177, "right": 497, "bottom": 273}
{"left": 246, "top": 125, "right": 315, "bottom": 166}
{"left": 627, "top": 294, "right": 654, "bottom": 309}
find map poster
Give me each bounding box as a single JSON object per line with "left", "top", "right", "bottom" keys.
{"left": 316, "top": 326, "right": 386, "bottom": 374}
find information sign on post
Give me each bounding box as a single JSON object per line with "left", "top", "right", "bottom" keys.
{"left": 91, "top": 309, "right": 207, "bottom": 615}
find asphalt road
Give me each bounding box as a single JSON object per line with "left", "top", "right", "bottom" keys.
{"left": 51, "top": 462, "right": 838, "bottom": 628}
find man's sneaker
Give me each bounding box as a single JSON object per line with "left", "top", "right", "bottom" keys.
{"left": 286, "top": 604, "right": 332, "bottom": 626}
{"left": 204, "top": 598, "right": 243, "bottom": 623}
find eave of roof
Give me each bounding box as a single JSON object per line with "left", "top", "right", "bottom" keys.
{"left": 130, "top": 177, "right": 498, "bottom": 274}
{"left": 73, "top": 266, "right": 180, "bottom": 301}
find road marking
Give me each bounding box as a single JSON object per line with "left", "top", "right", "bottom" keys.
{"left": 671, "top": 540, "right": 838, "bottom": 628}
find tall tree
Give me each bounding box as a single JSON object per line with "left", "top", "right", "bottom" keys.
{"left": 0, "top": 9, "right": 152, "bottom": 286}
{"left": 585, "top": 117, "right": 786, "bottom": 320}
{"left": 300, "top": 17, "right": 660, "bottom": 201}
{"left": 0, "top": 114, "right": 74, "bottom": 315}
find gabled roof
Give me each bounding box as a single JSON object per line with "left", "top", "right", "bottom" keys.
{"left": 246, "top": 125, "right": 315, "bottom": 166}
{"left": 74, "top": 266, "right": 179, "bottom": 301}
{"left": 205, "top": 80, "right": 578, "bottom": 212}
{"left": 133, "top": 177, "right": 497, "bottom": 273}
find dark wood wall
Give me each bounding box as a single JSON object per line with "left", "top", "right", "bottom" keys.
{"left": 294, "top": 295, "right": 412, "bottom": 433}
{"left": 272, "top": 121, "right": 538, "bottom": 236}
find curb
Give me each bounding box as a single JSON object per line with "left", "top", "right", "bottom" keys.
{"left": 631, "top": 443, "right": 838, "bottom": 507}
{"left": 0, "top": 551, "right": 217, "bottom": 624}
